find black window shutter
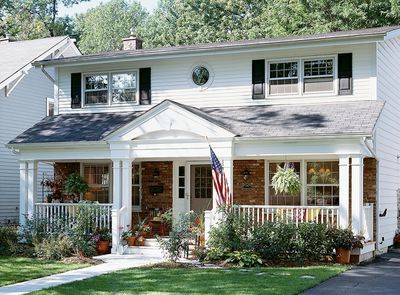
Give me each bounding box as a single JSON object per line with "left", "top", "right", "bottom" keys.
{"left": 139, "top": 68, "right": 151, "bottom": 105}
{"left": 71, "top": 73, "right": 82, "bottom": 109}
{"left": 338, "top": 53, "right": 352, "bottom": 95}
{"left": 252, "top": 60, "right": 265, "bottom": 99}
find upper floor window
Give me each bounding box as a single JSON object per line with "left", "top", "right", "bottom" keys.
{"left": 269, "top": 61, "right": 298, "bottom": 95}
{"left": 303, "top": 59, "right": 334, "bottom": 93}
{"left": 46, "top": 97, "right": 54, "bottom": 116}
{"left": 267, "top": 56, "right": 335, "bottom": 97}
{"left": 83, "top": 71, "right": 138, "bottom": 106}
{"left": 112, "top": 72, "right": 137, "bottom": 103}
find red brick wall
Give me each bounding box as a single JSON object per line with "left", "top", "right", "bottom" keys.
{"left": 363, "top": 157, "right": 377, "bottom": 240}
{"left": 233, "top": 160, "right": 265, "bottom": 205}
{"left": 140, "top": 161, "right": 173, "bottom": 218}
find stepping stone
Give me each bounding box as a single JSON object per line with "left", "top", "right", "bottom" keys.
{"left": 275, "top": 272, "right": 291, "bottom": 276}
{"left": 256, "top": 272, "right": 265, "bottom": 276}
{"left": 388, "top": 258, "right": 400, "bottom": 263}
{"left": 239, "top": 269, "right": 252, "bottom": 272}
{"left": 300, "top": 275, "right": 316, "bottom": 279}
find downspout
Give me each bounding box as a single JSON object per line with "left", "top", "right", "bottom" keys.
{"left": 362, "top": 136, "right": 377, "bottom": 158}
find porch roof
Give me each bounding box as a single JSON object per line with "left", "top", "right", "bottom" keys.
{"left": 9, "top": 100, "right": 384, "bottom": 145}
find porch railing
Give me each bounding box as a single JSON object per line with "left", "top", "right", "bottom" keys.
{"left": 233, "top": 205, "right": 339, "bottom": 227}
{"left": 34, "top": 203, "right": 113, "bottom": 233}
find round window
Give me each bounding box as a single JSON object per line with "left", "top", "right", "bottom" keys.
{"left": 192, "top": 66, "right": 210, "bottom": 86}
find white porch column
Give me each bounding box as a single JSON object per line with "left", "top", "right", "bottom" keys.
{"left": 19, "top": 161, "right": 37, "bottom": 227}
{"left": 351, "top": 155, "right": 364, "bottom": 234}
{"left": 339, "top": 156, "right": 350, "bottom": 228}
{"left": 222, "top": 158, "right": 233, "bottom": 204}
{"left": 121, "top": 159, "right": 133, "bottom": 227}
{"left": 112, "top": 160, "right": 122, "bottom": 210}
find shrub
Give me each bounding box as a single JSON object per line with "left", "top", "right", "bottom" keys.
{"left": 205, "top": 247, "right": 230, "bottom": 261}
{"left": 297, "top": 223, "right": 332, "bottom": 261}
{"left": 207, "top": 208, "right": 252, "bottom": 253}
{"left": 227, "top": 250, "right": 262, "bottom": 267}
{"left": 250, "top": 221, "right": 298, "bottom": 261}
{"left": 158, "top": 211, "right": 197, "bottom": 262}
{"left": 0, "top": 226, "right": 19, "bottom": 255}
{"left": 33, "top": 235, "right": 73, "bottom": 260}
{"left": 327, "top": 227, "right": 364, "bottom": 250}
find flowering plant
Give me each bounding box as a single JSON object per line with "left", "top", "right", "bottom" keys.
{"left": 121, "top": 225, "right": 138, "bottom": 239}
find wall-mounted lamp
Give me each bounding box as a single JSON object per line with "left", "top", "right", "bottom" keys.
{"left": 153, "top": 169, "right": 160, "bottom": 179}
{"left": 242, "top": 169, "right": 251, "bottom": 180}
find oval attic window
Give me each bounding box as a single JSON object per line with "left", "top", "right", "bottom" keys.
{"left": 192, "top": 66, "right": 210, "bottom": 86}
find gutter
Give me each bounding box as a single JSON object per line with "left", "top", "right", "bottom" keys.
{"left": 234, "top": 133, "right": 372, "bottom": 142}
{"left": 362, "top": 136, "right": 377, "bottom": 158}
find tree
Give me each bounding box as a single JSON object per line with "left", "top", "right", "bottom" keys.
{"left": 139, "top": 0, "right": 400, "bottom": 49}
{"left": 0, "top": 0, "right": 88, "bottom": 39}
{"left": 75, "top": 0, "right": 148, "bottom": 54}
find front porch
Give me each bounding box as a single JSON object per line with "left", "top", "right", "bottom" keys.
{"left": 23, "top": 153, "right": 376, "bottom": 254}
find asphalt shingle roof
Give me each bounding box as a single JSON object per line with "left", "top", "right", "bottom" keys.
{"left": 9, "top": 100, "right": 384, "bottom": 145}
{"left": 0, "top": 36, "right": 67, "bottom": 85}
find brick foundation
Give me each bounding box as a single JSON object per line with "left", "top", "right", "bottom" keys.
{"left": 233, "top": 160, "right": 265, "bottom": 205}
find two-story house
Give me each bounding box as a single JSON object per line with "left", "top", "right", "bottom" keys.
{"left": 8, "top": 26, "right": 400, "bottom": 256}
{"left": 0, "top": 35, "right": 79, "bottom": 224}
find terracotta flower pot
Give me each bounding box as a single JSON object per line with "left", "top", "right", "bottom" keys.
{"left": 335, "top": 247, "right": 351, "bottom": 264}
{"left": 97, "top": 240, "right": 111, "bottom": 255}
{"left": 137, "top": 238, "right": 145, "bottom": 246}
{"left": 126, "top": 236, "right": 137, "bottom": 246}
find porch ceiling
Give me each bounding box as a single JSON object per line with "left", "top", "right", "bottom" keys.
{"left": 9, "top": 99, "right": 383, "bottom": 145}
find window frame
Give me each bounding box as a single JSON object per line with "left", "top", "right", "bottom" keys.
{"left": 81, "top": 162, "right": 112, "bottom": 204}
{"left": 132, "top": 163, "right": 142, "bottom": 212}
{"left": 46, "top": 97, "right": 55, "bottom": 116}
{"left": 81, "top": 70, "right": 139, "bottom": 108}
{"left": 265, "top": 159, "right": 339, "bottom": 206}
{"left": 302, "top": 57, "right": 335, "bottom": 94}
{"left": 266, "top": 55, "right": 338, "bottom": 98}
{"left": 267, "top": 60, "right": 300, "bottom": 96}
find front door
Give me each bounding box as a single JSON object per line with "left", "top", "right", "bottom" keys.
{"left": 190, "top": 165, "right": 213, "bottom": 214}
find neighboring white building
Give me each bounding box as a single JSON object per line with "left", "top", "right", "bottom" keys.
{"left": 8, "top": 27, "right": 400, "bottom": 255}
{"left": 0, "top": 35, "right": 80, "bottom": 223}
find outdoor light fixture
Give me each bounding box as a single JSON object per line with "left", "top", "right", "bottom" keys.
{"left": 242, "top": 169, "right": 250, "bottom": 180}
{"left": 153, "top": 169, "right": 160, "bottom": 178}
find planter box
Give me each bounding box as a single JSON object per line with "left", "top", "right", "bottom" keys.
{"left": 350, "top": 241, "right": 376, "bottom": 264}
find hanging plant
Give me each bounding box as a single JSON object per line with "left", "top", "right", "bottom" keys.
{"left": 271, "top": 165, "right": 301, "bottom": 196}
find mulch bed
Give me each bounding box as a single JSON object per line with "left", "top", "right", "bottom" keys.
{"left": 62, "top": 256, "right": 103, "bottom": 265}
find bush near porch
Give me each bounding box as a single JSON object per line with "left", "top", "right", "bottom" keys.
{"left": 204, "top": 208, "right": 363, "bottom": 266}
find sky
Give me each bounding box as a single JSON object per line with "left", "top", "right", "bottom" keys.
{"left": 58, "top": 0, "right": 158, "bottom": 16}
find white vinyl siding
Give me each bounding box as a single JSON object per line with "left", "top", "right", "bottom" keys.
{"left": 0, "top": 67, "right": 54, "bottom": 223}
{"left": 57, "top": 43, "right": 376, "bottom": 114}
{"left": 376, "top": 36, "right": 400, "bottom": 250}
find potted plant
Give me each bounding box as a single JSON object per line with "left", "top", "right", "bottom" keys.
{"left": 160, "top": 208, "right": 173, "bottom": 234}
{"left": 135, "top": 218, "right": 151, "bottom": 238}
{"left": 137, "top": 235, "right": 145, "bottom": 246}
{"left": 271, "top": 165, "right": 301, "bottom": 196}
{"left": 152, "top": 212, "right": 162, "bottom": 222}
{"left": 92, "top": 227, "right": 111, "bottom": 254}
{"left": 121, "top": 225, "right": 138, "bottom": 246}
{"left": 394, "top": 230, "right": 400, "bottom": 247}
{"left": 328, "top": 227, "right": 364, "bottom": 264}
{"left": 64, "top": 173, "right": 89, "bottom": 201}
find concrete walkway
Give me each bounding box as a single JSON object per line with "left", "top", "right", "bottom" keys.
{"left": 303, "top": 250, "right": 400, "bottom": 295}
{"left": 0, "top": 250, "right": 164, "bottom": 295}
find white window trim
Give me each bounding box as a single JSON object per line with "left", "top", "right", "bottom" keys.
{"left": 132, "top": 163, "right": 142, "bottom": 212}
{"left": 81, "top": 70, "right": 140, "bottom": 108}
{"left": 302, "top": 57, "right": 336, "bottom": 95}
{"left": 265, "top": 159, "right": 339, "bottom": 206}
{"left": 46, "top": 97, "right": 55, "bottom": 116}
{"left": 81, "top": 162, "right": 112, "bottom": 204}
{"left": 266, "top": 55, "right": 338, "bottom": 99}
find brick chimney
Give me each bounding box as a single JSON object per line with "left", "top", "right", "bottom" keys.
{"left": 0, "top": 33, "right": 15, "bottom": 44}
{"left": 122, "top": 27, "right": 142, "bottom": 50}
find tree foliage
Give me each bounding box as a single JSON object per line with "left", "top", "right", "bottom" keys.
{"left": 139, "top": 0, "right": 400, "bottom": 48}
{"left": 75, "top": 0, "right": 147, "bottom": 54}
{"left": 0, "top": 0, "right": 87, "bottom": 39}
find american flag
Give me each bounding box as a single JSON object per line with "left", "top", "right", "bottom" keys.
{"left": 210, "top": 146, "right": 232, "bottom": 207}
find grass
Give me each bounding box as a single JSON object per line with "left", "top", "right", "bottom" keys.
{"left": 32, "top": 265, "right": 348, "bottom": 295}
{"left": 0, "top": 256, "right": 89, "bottom": 287}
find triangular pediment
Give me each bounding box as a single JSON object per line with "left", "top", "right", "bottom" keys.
{"left": 106, "top": 100, "right": 235, "bottom": 141}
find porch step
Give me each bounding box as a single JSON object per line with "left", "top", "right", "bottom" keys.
{"left": 124, "top": 246, "right": 163, "bottom": 258}
{"left": 144, "top": 238, "right": 167, "bottom": 247}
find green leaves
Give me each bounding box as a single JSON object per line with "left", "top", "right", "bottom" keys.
{"left": 271, "top": 165, "right": 301, "bottom": 196}
{"left": 64, "top": 172, "right": 89, "bottom": 197}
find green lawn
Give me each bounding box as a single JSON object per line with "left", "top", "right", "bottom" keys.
{"left": 0, "top": 256, "right": 89, "bottom": 287}
{"left": 32, "top": 265, "right": 348, "bottom": 295}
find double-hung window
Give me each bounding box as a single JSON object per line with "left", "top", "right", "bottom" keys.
{"left": 268, "top": 61, "right": 299, "bottom": 95}
{"left": 83, "top": 163, "right": 110, "bottom": 203}
{"left": 112, "top": 72, "right": 137, "bottom": 103}
{"left": 303, "top": 58, "right": 334, "bottom": 93}
{"left": 83, "top": 71, "right": 138, "bottom": 106}
{"left": 84, "top": 74, "right": 108, "bottom": 105}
